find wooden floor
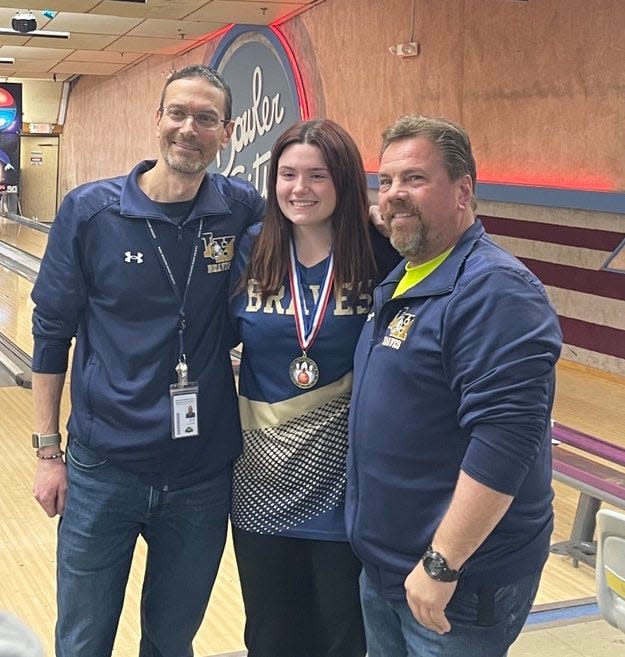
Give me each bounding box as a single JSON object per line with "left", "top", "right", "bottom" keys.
{"left": 2, "top": 360, "right": 622, "bottom": 656}
{"left": 0, "top": 225, "right": 624, "bottom": 655}
{"left": 0, "top": 382, "right": 246, "bottom": 657}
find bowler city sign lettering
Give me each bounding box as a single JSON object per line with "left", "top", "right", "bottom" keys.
{"left": 208, "top": 26, "right": 305, "bottom": 197}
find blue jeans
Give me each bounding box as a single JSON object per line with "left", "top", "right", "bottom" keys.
{"left": 56, "top": 439, "right": 231, "bottom": 657}
{"left": 360, "top": 569, "right": 541, "bottom": 657}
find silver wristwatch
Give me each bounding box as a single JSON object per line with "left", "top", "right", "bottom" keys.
{"left": 32, "top": 432, "right": 62, "bottom": 449}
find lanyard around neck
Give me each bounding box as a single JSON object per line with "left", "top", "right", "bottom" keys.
{"left": 146, "top": 218, "right": 204, "bottom": 362}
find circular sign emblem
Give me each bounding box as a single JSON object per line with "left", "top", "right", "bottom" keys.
{"left": 208, "top": 26, "right": 307, "bottom": 197}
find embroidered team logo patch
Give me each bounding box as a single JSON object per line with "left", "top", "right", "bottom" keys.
{"left": 202, "top": 233, "right": 235, "bottom": 273}
{"left": 382, "top": 308, "right": 415, "bottom": 349}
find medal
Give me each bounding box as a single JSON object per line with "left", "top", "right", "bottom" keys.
{"left": 287, "top": 241, "right": 334, "bottom": 390}
{"left": 289, "top": 354, "right": 320, "bottom": 389}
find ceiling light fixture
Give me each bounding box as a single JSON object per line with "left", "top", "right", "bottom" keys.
{"left": 0, "top": 9, "right": 70, "bottom": 38}
{"left": 0, "top": 27, "right": 70, "bottom": 39}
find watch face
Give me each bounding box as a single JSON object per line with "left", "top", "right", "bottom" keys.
{"left": 32, "top": 432, "right": 61, "bottom": 448}
{"left": 425, "top": 555, "right": 444, "bottom": 577}
{"left": 423, "top": 549, "right": 461, "bottom": 582}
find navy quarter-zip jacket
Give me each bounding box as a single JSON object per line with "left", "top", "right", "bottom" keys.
{"left": 346, "top": 220, "right": 562, "bottom": 599}
{"left": 32, "top": 160, "right": 265, "bottom": 488}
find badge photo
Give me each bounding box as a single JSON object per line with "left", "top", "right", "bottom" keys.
{"left": 170, "top": 387, "right": 199, "bottom": 439}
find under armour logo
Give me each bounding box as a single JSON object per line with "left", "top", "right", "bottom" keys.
{"left": 124, "top": 251, "right": 144, "bottom": 263}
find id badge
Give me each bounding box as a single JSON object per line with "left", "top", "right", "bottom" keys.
{"left": 170, "top": 382, "right": 199, "bottom": 439}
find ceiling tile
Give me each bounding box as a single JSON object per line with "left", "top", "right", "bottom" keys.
{"left": 15, "top": 71, "right": 73, "bottom": 80}
{"left": 45, "top": 12, "right": 143, "bottom": 35}
{"left": 91, "top": 0, "right": 211, "bottom": 20}
{"left": 2, "top": 58, "right": 55, "bottom": 72}
{"left": 185, "top": 1, "right": 304, "bottom": 24}
{"left": 23, "top": 33, "right": 119, "bottom": 51}
{"left": 104, "top": 35, "right": 196, "bottom": 55}
{"left": 0, "top": 45, "right": 73, "bottom": 60}
{"left": 0, "top": 8, "right": 21, "bottom": 22}
{"left": 0, "top": 35, "right": 30, "bottom": 47}
{"left": 127, "top": 18, "right": 223, "bottom": 39}
{"left": 64, "top": 49, "right": 143, "bottom": 64}
{"left": 51, "top": 60, "right": 126, "bottom": 75}
{"left": 18, "top": 2, "right": 101, "bottom": 13}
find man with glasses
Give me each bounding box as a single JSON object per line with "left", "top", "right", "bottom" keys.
{"left": 31, "top": 65, "right": 264, "bottom": 657}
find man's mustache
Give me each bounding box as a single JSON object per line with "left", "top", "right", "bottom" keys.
{"left": 382, "top": 201, "right": 419, "bottom": 222}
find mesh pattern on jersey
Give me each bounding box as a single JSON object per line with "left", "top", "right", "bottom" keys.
{"left": 232, "top": 392, "right": 351, "bottom": 534}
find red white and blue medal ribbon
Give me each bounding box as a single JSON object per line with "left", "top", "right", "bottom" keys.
{"left": 287, "top": 240, "right": 334, "bottom": 389}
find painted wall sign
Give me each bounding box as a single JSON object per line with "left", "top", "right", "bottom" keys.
{"left": 207, "top": 25, "right": 308, "bottom": 197}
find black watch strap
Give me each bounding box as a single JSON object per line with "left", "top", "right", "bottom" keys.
{"left": 422, "top": 545, "right": 463, "bottom": 582}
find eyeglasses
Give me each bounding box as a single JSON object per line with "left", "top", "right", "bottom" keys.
{"left": 160, "top": 106, "right": 229, "bottom": 131}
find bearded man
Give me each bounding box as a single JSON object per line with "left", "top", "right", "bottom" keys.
{"left": 346, "top": 115, "right": 562, "bottom": 657}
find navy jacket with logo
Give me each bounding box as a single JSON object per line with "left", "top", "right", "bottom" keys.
{"left": 32, "top": 160, "right": 265, "bottom": 487}
{"left": 346, "top": 220, "right": 562, "bottom": 598}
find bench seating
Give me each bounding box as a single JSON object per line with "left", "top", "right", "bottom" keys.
{"left": 551, "top": 422, "right": 625, "bottom": 567}
{"left": 553, "top": 447, "right": 625, "bottom": 508}
{"left": 552, "top": 423, "right": 625, "bottom": 467}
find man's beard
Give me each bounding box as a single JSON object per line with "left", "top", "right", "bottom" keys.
{"left": 384, "top": 202, "right": 429, "bottom": 261}
{"left": 162, "top": 141, "right": 208, "bottom": 175}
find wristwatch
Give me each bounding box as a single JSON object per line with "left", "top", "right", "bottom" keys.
{"left": 32, "top": 432, "right": 62, "bottom": 449}
{"left": 422, "top": 546, "right": 463, "bottom": 582}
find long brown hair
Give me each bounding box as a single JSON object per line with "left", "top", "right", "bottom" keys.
{"left": 242, "top": 119, "right": 377, "bottom": 303}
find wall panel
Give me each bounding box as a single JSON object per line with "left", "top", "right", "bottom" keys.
{"left": 58, "top": 42, "right": 220, "bottom": 195}
{"left": 299, "top": 0, "right": 465, "bottom": 168}
{"left": 59, "top": 0, "right": 625, "bottom": 193}
{"left": 293, "top": 0, "right": 625, "bottom": 189}
{"left": 462, "top": 0, "right": 625, "bottom": 190}
{"left": 55, "top": 0, "right": 625, "bottom": 374}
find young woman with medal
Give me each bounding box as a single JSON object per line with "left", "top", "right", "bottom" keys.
{"left": 229, "top": 119, "right": 399, "bottom": 657}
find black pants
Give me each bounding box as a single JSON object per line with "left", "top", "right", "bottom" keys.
{"left": 233, "top": 527, "right": 366, "bottom": 657}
